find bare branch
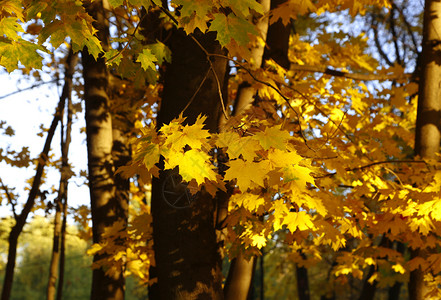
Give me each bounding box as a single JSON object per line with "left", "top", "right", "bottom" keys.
{"left": 289, "top": 64, "right": 410, "bottom": 81}
{"left": 371, "top": 14, "right": 394, "bottom": 67}
{"left": 0, "top": 178, "right": 17, "bottom": 220}
{"left": 315, "top": 160, "right": 428, "bottom": 178}
{"left": 0, "top": 79, "right": 60, "bottom": 100}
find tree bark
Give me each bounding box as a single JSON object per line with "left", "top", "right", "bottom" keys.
{"left": 150, "top": 27, "right": 227, "bottom": 299}
{"left": 357, "top": 265, "right": 377, "bottom": 300}
{"left": 415, "top": 0, "right": 441, "bottom": 159}
{"left": 411, "top": 0, "right": 441, "bottom": 299}
{"left": 222, "top": 1, "right": 270, "bottom": 299}
{"left": 224, "top": 254, "right": 256, "bottom": 300}
{"left": 82, "top": 1, "right": 125, "bottom": 299}
{"left": 47, "top": 48, "right": 76, "bottom": 300}
{"left": 297, "top": 252, "right": 310, "bottom": 300}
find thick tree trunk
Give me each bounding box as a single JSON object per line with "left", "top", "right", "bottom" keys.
{"left": 415, "top": 0, "right": 441, "bottom": 159}
{"left": 263, "top": 0, "right": 291, "bottom": 70}
{"left": 0, "top": 52, "right": 74, "bottom": 300}
{"left": 47, "top": 49, "right": 76, "bottom": 300}
{"left": 411, "top": 0, "right": 441, "bottom": 299}
{"left": 150, "top": 27, "right": 227, "bottom": 299}
{"left": 82, "top": 1, "right": 125, "bottom": 299}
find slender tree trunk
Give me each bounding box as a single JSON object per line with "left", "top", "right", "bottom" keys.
{"left": 222, "top": 1, "right": 270, "bottom": 299}
{"left": 150, "top": 26, "right": 227, "bottom": 298}
{"left": 56, "top": 88, "right": 74, "bottom": 300}
{"left": 224, "top": 254, "right": 256, "bottom": 300}
{"left": 1, "top": 51, "right": 74, "bottom": 300}
{"left": 46, "top": 49, "right": 76, "bottom": 300}
{"left": 56, "top": 192, "right": 68, "bottom": 300}
{"left": 357, "top": 265, "right": 377, "bottom": 300}
{"left": 411, "top": 0, "right": 441, "bottom": 299}
{"left": 82, "top": 1, "right": 125, "bottom": 299}
{"left": 297, "top": 252, "right": 310, "bottom": 300}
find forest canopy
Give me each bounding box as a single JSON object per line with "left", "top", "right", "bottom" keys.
{"left": 0, "top": 0, "right": 439, "bottom": 299}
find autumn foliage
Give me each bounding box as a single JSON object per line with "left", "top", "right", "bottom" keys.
{"left": 0, "top": 0, "right": 439, "bottom": 299}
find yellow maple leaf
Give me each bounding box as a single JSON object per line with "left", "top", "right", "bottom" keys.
{"left": 285, "top": 211, "right": 314, "bottom": 232}
{"left": 253, "top": 125, "right": 292, "bottom": 150}
{"left": 216, "top": 132, "right": 261, "bottom": 161}
{"left": 271, "top": 0, "right": 317, "bottom": 25}
{"left": 163, "top": 115, "right": 210, "bottom": 151}
{"left": 230, "top": 192, "right": 266, "bottom": 214}
{"left": 165, "top": 149, "right": 217, "bottom": 185}
{"left": 268, "top": 148, "right": 303, "bottom": 167}
{"left": 224, "top": 159, "right": 268, "bottom": 190}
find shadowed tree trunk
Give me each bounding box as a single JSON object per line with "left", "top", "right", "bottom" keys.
{"left": 297, "top": 252, "right": 310, "bottom": 300}
{"left": 82, "top": 1, "right": 126, "bottom": 299}
{"left": 150, "top": 26, "right": 228, "bottom": 298}
{"left": 410, "top": 0, "right": 441, "bottom": 299}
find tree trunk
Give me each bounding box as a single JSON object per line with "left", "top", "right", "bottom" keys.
{"left": 47, "top": 49, "right": 76, "bottom": 300}
{"left": 56, "top": 192, "right": 68, "bottom": 300}
{"left": 1, "top": 53, "right": 73, "bottom": 300}
{"left": 222, "top": 1, "right": 270, "bottom": 299}
{"left": 150, "top": 27, "right": 227, "bottom": 299}
{"left": 411, "top": 0, "right": 441, "bottom": 299}
{"left": 224, "top": 254, "right": 256, "bottom": 300}
{"left": 357, "top": 265, "right": 377, "bottom": 300}
{"left": 414, "top": 0, "right": 441, "bottom": 159}
{"left": 56, "top": 90, "right": 74, "bottom": 300}
{"left": 297, "top": 252, "right": 310, "bottom": 300}
{"left": 82, "top": 1, "right": 125, "bottom": 299}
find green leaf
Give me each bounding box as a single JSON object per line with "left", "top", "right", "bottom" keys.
{"left": 128, "top": 0, "right": 155, "bottom": 7}
{"left": 104, "top": 49, "right": 122, "bottom": 66}
{"left": 25, "top": 1, "right": 48, "bottom": 20}
{"left": 173, "top": 0, "right": 212, "bottom": 19}
{"left": 149, "top": 41, "right": 171, "bottom": 65}
{"left": 210, "top": 13, "right": 256, "bottom": 47}
{"left": 137, "top": 48, "right": 157, "bottom": 71}
{"left": 0, "top": 17, "right": 24, "bottom": 41}
{"left": 108, "top": 0, "right": 124, "bottom": 8}
{"left": 1, "top": 0, "right": 25, "bottom": 21}
{"left": 0, "top": 39, "right": 45, "bottom": 72}
{"left": 221, "top": 0, "right": 264, "bottom": 17}
{"left": 38, "top": 20, "right": 66, "bottom": 47}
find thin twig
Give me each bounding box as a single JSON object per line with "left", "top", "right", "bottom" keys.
{"left": 106, "top": 13, "right": 148, "bottom": 65}
{"left": 315, "top": 160, "right": 428, "bottom": 178}
{"left": 181, "top": 67, "right": 211, "bottom": 114}
{"left": 0, "top": 178, "right": 17, "bottom": 219}
{"left": 208, "top": 53, "right": 314, "bottom": 148}
{"left": 289, "top": 64, "right": 410, "bottom": 81}
{"left": 0, "top": 79, "right": 60, "bottom": 100}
